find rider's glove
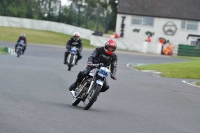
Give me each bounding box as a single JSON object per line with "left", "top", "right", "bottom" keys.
{"left": 79, "top": 48, "right": 82, "bottom": 52}
{"left": 66, "top": 46, "right": 71, "bottom": 50}
{"left": 111, "top": 74, "right": 117, "bottom": 80}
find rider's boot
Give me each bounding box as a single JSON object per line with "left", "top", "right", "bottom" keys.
{"left": 75, "top": 55, "right": 82, "bottom": 65}
{"left": 22, "top": 49, "right": 24, "bottom": 54}
{"left": 69, "top": 71, "right": 84, "bottom": 93}
{"left": 64, "top": 53, "right": 67, "bottom": 64}
{"left": 69, "top": 79, "right": 79, "bottom": 97}
{"left": 64, "top": 58, "right": 67, "bottom": 64}
{"left": 22, "top": 46, "right": 26, "bottom": 54}
{"left": 69, "top": 82, "right": 77, "bottom": 91}
{"left": 75, "top": 59, "right": 78, "bottom": 65}
{"left": 15, "top": 45, "right": 17, "bottom": 52}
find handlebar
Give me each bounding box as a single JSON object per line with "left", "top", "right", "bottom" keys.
{"left": 88, "top": 63, "right": 117, "bottom": 80}
{"left": 67, "top": 47, "right": 81, "bottom": 53}
{"left": 88, "top": 63, "right": 104, "bottom": 68}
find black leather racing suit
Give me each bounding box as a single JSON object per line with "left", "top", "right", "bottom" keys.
{"left": 15, "top": 36, "right": 27, "bottom": 53}
{"left": 70, "top": 46, "right": 118, "bottom": 92}
{"left": 64, "top": 37, "right": 83, "bottom": 64}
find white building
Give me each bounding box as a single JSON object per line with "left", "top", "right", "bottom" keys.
{"left": 115, "top": 0, "right": 200, "bottom": 45}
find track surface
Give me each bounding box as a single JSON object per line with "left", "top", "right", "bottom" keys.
{"left": 0, "top": 42, "right": 200, "bottom": 133}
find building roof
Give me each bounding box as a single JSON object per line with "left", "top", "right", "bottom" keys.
{"left": 187, "top": 34, "right": 200, "bottom": 39}
{"left": 118, "top": 0, "right": 200, "bottom": 21}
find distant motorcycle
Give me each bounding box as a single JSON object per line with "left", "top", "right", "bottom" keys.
{"left": 16, "top": 40, "right": 25, "bottom": 57}
{"left": 66, "top": 46, "right": 78, "bottom": 71}
{"left": 71, "top": 63, "right": 115, "bottom": 110}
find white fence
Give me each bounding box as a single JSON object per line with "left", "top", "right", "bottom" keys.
{"left": 0, "top": 16, "right": 93, "bottom": 40}
{"left": 0, "top": 16, "right": 178, "bottom": 55}
{"left": 91, "top": 36, "right": 166, "bottom": 55}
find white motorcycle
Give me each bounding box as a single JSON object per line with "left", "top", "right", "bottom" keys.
{"left": 16, "top": 40, "right": 25, "bottom": 57}
{"left": 66, "top": 46, "right": 78, "bottom": 71}
{"left": 71, "top": 63, "right": 115, "bottom": 110}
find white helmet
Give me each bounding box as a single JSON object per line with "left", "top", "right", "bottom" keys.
{"left": 73, "top": 32, "right": 80, "bottom": 41}
{"left": 21, "top": 34, "right": 26, "bottom": 37}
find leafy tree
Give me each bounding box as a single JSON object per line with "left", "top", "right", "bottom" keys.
{"left": 109, "top": 0, "right": 117, "bottom": 31}
{"left": 0, "top": 0, "right": 118, "bottom": 32}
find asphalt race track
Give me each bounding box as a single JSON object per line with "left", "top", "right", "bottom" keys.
{"left": 0, "top": 42, "right": 200, "bottom": 133}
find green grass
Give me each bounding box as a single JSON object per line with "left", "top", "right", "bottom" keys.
{"left": 196, "top": 82, "right": 200, "bottom": 86}
{"left": 173, "top": 56, "right": 200, "bottom": 61}
{"left": 0, "top": 46, "right": 8, "bottom": 54}
{"left": 134, "top": 56, "right": 200, "bottom": 79}
{"left": 0, "top": 26, "right": 95, "bottom": 48}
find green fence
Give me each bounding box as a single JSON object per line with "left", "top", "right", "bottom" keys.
{"left": 178, "top": 44, "right": 200, "bottom": 57}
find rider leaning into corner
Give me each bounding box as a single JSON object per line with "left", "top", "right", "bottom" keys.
{"left": 15, "top": 34, "right": 27, "bottom": 54}
{"left": 69, "top": 38, "right": 118, "bottom": 95}
{"left": 64, "top": 32, "right": 83, "bottom": 65}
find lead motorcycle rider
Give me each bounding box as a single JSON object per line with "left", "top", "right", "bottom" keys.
{"left": 69, "top": 39, "right": 117, "bottom": 95}
{"left": 64, "top": 32, "right": 83, "bottom": 65}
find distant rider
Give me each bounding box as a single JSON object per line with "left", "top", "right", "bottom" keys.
{"left": 15, "top": 34, "right": 27, "bottom": 54}
{"left": 64, "top": 32, "right": 83, "bottom": 65}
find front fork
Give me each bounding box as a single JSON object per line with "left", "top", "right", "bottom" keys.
{"left": 67, "top": 54, "right": 71, "bottom": 64}
{"left": 86, "top": 78, "right": 104, "bottom": 95}
{"left": 87, "top": 81, "right": 94, "bottom": 94}
{"left": 67, "top": 54, "right": 77, "bottom": 65}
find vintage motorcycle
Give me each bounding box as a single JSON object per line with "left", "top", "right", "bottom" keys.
{"left": 71, "top": 63, "right": 115, "bottom": 110}
{"left": 16, "top": 40, "right": 25, "bottom": 57}
{"left": 66, "top": 46, "right": 78, "bottom": 71}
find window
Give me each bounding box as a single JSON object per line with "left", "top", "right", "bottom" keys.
{"left": 131, "top": 16, "right": 154, "bottom": 26}
{"left": 181, "top": 20, "right": 198, "bottom": 31}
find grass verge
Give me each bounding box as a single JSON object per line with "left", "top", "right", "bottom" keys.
{"left": 0, "top": 46, "right": 8, "bottom": 54}
{"left": 134, "top": 56, "right": 200, "bottom": 85}
{"left": 0, "top": 26, "right": 95, "bottom": 48}
{"left": 196, "top": 82, "right": 200, "bottom": 86}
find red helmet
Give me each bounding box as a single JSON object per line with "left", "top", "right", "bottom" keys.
{"left": 104, "top": 39, "right": 117, "bottom": 55}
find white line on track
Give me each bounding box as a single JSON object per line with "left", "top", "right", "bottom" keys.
{"left": 153, "top": 74, "right": 160, "bottom": 77}
{"left": 126, "top": 63, "right": 139, "bottom": 71}
{"left": 127, "top": 63, "right": 200, "bottom": 88}
{"left": 182, "top": 80, "right": 200, "bottom": 88}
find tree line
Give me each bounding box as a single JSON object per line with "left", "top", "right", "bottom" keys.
{"left": 0, "top": 0, "right": 118, "bottom": 32}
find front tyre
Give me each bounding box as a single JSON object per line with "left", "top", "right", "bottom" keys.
{"left": 17, "top": 49, "right": 21, "bottom": 57}
{"left": 68, "top": 55, "right": 74, "bottom": 71}
{"left": 83, "top": 84, "right": 101, "bottom": 110}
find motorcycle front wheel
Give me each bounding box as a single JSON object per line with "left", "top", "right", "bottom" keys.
{"left": 68, "top": 55, "right": 74, "bottom": 71}
{"left": 17, "top": 49, "right": 21, "bottom": 57}
{"left": 83, "top": 84, "right": 101, "bottom": 110}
